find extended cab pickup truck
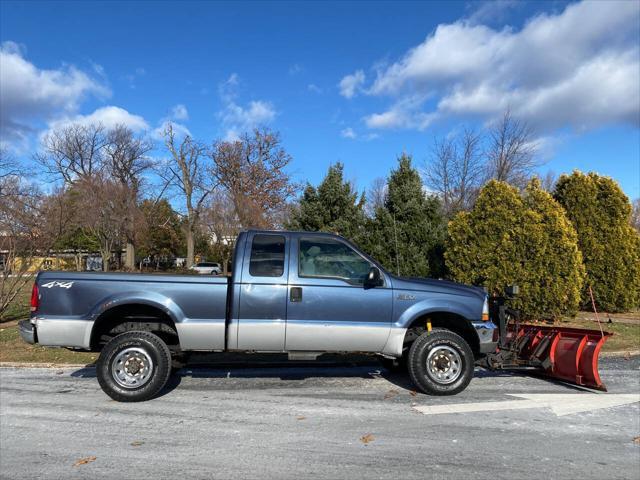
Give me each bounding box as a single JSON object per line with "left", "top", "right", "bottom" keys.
{"left": 20, "top": 230, "right": 498, "bottom": 402}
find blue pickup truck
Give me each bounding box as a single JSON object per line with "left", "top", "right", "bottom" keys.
{"left": 20, "top": 230, "right": 498, "bottom": 402}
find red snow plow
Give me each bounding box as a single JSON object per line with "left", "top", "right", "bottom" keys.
{"left": 485, "top": 286, "right": 612, "bottom": 391}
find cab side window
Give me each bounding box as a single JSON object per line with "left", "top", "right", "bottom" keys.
{"left": 299, "top": 237, "right": 371, "bottom": 285}
{"left": 249, "top": 235, "right": 285, "bottom": 277}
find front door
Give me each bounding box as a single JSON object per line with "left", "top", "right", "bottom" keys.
{"left": 285, "top": 235, "right": 392, "bottom": 352}
{"left": 237, "top": 232, "right": 289, "bottom": 351}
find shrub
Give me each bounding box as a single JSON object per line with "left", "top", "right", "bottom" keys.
{"left": 446, "top": 179, "right": 584, "bottom": 319}
{"left": 554, "top": 171, "right": 640, "bottom": 312}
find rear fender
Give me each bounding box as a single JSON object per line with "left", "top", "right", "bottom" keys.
{"left": 88, "top": 291, "right": 187, "bottom": 347}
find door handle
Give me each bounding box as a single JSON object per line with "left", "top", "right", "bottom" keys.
{"left": 290, "top": 287, "right": 302, "bottom": 302}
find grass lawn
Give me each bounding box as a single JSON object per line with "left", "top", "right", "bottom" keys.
{"left": 1, "top": 280, "right": 33, "bottom": 323}
{"left": 557, "top": 317, "right": 640, "bottom": 353}
{"left": 0, "top": 323, "right": 97, "bottom": 364}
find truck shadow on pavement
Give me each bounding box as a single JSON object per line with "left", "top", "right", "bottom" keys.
{"left": 69, "top": 357, "right": 530, "bottom": 399}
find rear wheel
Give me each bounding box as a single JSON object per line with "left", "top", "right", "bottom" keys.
{"left": 407, "top": 329, "right": 474, "bottom": 395}
{"left": 97, "top": 331, "right": 172, "bottom": 402}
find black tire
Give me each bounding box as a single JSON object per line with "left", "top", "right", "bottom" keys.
{"left": 379, "top": 355, "right": 407, "bottom": 372}
{"left": 407, "top": 329, "right": 474, "bottom": 396}
{"left": 97, "top": 331, "right": 172, "bottom": 402}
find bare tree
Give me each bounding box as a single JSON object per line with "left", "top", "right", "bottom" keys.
{"left": 104, "top": 125, "right": 154, "bottom": 269}
{"left": 201, "top": 191, "right": 241, "bottom": 275}
{"left": 74, "top": 175, "right": 129, "bottom": 272}
{"left": 210, "top": 128, "right": 298, "bottom": 229}
{"left": 540, "top": 170, "right": 557, "bottom": 192}
{"left": 425, "top": 128, "right": 484, "bottom": 216}
{"left": 163, "top": 123, "right": 212, "bottom": 267}
{"left": 485, "top": 110, "right": 539, "bottom": 187}
{"left": 36, "top": 124, "right": 107, "bottom": 184}
{"left": 632, "top": 198, "right": 640, "bottom": 232}
{"left": 365, "top": 177, "right": 387, "bottom": 217}
{"left": 0, "top": 150, "right": 47, "bottom": 319}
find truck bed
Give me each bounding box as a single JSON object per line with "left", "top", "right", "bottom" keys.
{"left": 33, "top": 271, "right": 230, "bottom": 351}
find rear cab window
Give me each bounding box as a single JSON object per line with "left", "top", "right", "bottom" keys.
{"left": 249, "top": 234, "right": 286, "bottom": 277}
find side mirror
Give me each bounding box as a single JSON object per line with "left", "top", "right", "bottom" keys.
{"left": 365, "top": 266, "right": 383, "bottom": 288}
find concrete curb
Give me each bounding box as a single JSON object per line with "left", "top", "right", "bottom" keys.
{"left": 600, "top": 350, "right": 640, "bottom": 358}
{"left": 0, "top": 362, "right": 93, "bottom": 369}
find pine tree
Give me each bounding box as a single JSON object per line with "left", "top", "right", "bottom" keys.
{"left": 287, "top": 163, "right": 366, "bottom": 242}
{"left": 366, "top": 154, "right": 446, "bottom": 277}
{"left": 554, "top": 171, "right": 640, "bottom": 312}
{"left": 446, "top": 179, "right": 584, "bottom": 319}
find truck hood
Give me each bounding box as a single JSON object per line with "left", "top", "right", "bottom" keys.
{"left": 389, "top": 275, "right": 486, "bottom": 300}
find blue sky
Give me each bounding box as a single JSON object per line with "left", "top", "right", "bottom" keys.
{"left": 1, "top": 0, "right": 639, "bottom": 200}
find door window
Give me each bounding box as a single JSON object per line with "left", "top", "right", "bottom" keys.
{"left": 299, "top": 237, "right": 371, "bottom": 285}
{"left": 249, "top": 235, "right": 285, "bottom": 277}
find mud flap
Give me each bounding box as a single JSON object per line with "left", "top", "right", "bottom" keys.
{"left": 510, "top": 324, "right": 612, "bottom": 391}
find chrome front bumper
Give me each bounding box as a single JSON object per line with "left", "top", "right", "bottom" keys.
{"left": 471, "top": 321, "right": 499, "bottom": 353}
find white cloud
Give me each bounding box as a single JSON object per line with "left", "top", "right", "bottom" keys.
{"left": 152, "top": 120, "right": 191, "bottom": 142}
{"left": 338, "top": 70, "right": 365, "bottom": 98}
{"left": 308, "top": 83, "right": 323, "bottom": 94}
{"left": 364, "top": 96, "right": 436, "bottom": 130}
{"left": 0, "top": 41, "right": 110, "bottom": 143}
{"left": 217, "top": 73, "right": 276, "bottom": 141}
{"left": 350, "top": 1, "right": 640, "bottom": 131}
{"left": 465, "top": 0, "right": 519, "bottom": 25}
{"left": 170, "top": 104, "right": 189, "bottom": 121}
{"left": 288, "top": 64, "right": 303, "bottom": 75}
{"left": 46, "top": 106, "right": 149, "bottom": 133}
{"left": 340, "top": 127, "right": 357, "bottom": 139}
{"left": 123, "top": 67, "right": 146, "bottom": 89}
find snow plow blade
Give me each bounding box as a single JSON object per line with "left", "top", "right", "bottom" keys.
{"left": 509, "top": 324, "right": 612, "bottom": 391}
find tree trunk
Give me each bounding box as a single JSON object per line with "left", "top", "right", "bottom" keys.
{"left": 101, "top": 239, "right": 111, "bottom": 272}
{"left": 102, "top": 252, "right": 110, "bottom": 272}
{"left": 186, "top": 229, "right": 195, "bottom": 267}
{"left": 125, "top": 241, "right": 135, "bottom": 270}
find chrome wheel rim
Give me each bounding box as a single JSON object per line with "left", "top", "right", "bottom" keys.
{"left": 426, "top": 345, "right": 462, "bottom": 385}
{"left": 111, "top": 347, "right": 154, "bottom": 389}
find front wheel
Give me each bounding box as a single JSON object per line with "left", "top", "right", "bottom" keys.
{"left": 407, "top": 329, "right": 474, "bottom": 396}
{"left": 97, "top": 331, "right": 172, "bottom": 402}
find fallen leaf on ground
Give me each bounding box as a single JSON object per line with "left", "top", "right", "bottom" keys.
{"left": 73, "top": 456, "right": 96, "bottom": 467}
{"left": 409, "top": 390, "right": 417, "bottom": 397}
{"left": 383, "top": 389, "right": 399, "bottom": 400}
{"left": 360, "top": 434, "right": 375, "bottom": 445}
{"left": 296, "top": 415, "right": 306, "bottom": 421}
{"left": 633, "top": 436, "right": 640, "bottom": 444}
{"left": 130, "top": 441, "right": 144, "bottom": 447}
{"left": 56, "top": 371, "right": 64, "bottom": 375}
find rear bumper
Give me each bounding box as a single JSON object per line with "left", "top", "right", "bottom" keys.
{"left": 18, "top": 320, "right": 36, "bottom": 344}
{"left": 471, "top": 321, "right": 499, "bottom": 354}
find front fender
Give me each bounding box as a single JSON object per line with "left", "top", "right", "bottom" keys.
{"left": 395, "top": 297, "right": 479, "bottom": 329}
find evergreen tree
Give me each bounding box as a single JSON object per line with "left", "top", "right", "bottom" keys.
{"left": 287, "top": 163, "right": 366, "bottom": 241}
{"left": 446, "top": 179, "right": 584, "bottom": 319}
{"left": 366, "top": 154, "right": 446, "bottom": 277}
{"left": 554, "top": 171, "right": 640, "bottom": 312}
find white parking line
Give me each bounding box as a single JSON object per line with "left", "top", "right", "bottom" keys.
{"left": 413, "top": 393, "right": 640, "bottom": 417}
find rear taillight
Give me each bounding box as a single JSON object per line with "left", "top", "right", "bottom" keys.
{"left": 30, "top": 283, "right": 39, "bottom": 313}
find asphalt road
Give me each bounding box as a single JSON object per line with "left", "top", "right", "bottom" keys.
{"left": 1, "top": 356, "right": 639, "bottom": 480}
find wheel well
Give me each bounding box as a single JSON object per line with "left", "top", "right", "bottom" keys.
{"left": 403, "top": 312, "right": 479, "bottom": 355}
{"left": 90, "top": 304, "right": 179, "bottom": 352}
